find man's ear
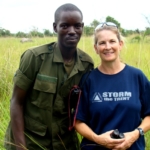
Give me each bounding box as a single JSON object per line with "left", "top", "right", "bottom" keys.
{"left": 53, "top": 23, "right": 57, "bottom": 33}
{"left": 82, "top": 23, "right": 84, "bottom": 28}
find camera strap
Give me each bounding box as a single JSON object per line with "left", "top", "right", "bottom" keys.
{"left": 68, "top": 70, "right": 91, "bottom": 131}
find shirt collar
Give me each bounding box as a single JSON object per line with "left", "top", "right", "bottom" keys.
{"left": 53, "top": 43, "right": 85, "bottom": 72}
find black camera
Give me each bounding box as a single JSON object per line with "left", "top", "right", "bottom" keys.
{"left": 110, "top": 129, "right": 125, "bottom": 139}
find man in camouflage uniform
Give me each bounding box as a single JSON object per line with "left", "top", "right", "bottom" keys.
{"left": 4, "top": 3, "right": 94, "bottom": 150}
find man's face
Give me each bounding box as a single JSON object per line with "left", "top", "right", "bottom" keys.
{"left": 53, "top": 11, "right": 84, "bottom": 49}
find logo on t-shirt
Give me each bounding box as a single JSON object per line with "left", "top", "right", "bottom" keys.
{"left": 92, "top": 91, "right": 132, "bottom": 103}
{"left": 92, "top": 92, "right": 103, "bottom": 102}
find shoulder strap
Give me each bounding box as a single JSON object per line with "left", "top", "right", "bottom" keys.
{"left": 68, "top": 70, "right": 92, "bottom": 131}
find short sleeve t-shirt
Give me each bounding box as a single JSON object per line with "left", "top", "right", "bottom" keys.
{"left": 76, "top": 65, "right": 150, "bottom": 150}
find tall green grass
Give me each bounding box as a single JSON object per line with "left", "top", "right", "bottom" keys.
{"left": 0, "top": 36, "right": 150, "bottom": 150}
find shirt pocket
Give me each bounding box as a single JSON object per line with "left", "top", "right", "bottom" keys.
{"left": 34, "top": 73, "right": 57, "bottom": 93}
{"left": 24, "top": 115, "right": 47, "bottom": 136}
{"left": 29, "top": 73, "right": 57, "bottom": 109}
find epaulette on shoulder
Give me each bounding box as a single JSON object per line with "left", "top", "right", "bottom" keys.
{"left": 77, "top": 48, "right": 94, "bottom": 65}
{"left": 28, "top": 42, "right": 55, "bottom": 56}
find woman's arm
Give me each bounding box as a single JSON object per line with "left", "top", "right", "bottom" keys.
{"left": 112, "top": 115, "right": 150, "bottom": 150}
{"left": 75, "top": 120, "right": 125, "bottom": 149}
{"left": 137, "top": 115, "right": 150, "bottom": 135}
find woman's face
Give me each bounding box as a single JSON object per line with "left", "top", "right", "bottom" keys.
{"left": 94, "top": 30, "right": 123, "bottom": 63}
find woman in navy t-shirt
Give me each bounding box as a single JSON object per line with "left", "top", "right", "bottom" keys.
{"left": 75, "top": 22, "right": 150, "bottom": 150}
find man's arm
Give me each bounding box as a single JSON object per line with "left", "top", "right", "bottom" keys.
{"left": 10, "top": 85, "right": 27, "bottom": 150}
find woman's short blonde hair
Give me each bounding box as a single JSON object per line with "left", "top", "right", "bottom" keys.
{"left": 94, "top": 25, "right": 124, "bottom": 44}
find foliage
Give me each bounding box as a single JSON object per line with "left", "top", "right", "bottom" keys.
{"left": 83, "top": 26, "right": 94, "bottom": 36}
{"left": 0, "top": 37, "right": 150, "bottom": 150}
{"left": 145, "top": 27, "right": 150, "bottom": 35}
{"left": 90, "top": 19, "right": 100, "bottom": 28}
{"left": 0, "top": 28, "right": 11, "bottom": 37}
{"left": 1, "top": 15, "right": 150, "bottom": 38}
{"left": 106, "top": 16, "right": 121, "bottom": 28}
{"left": 16, "top": 31, "right": 28, "bottom": 38}
{"left": 43, "top": 29, "right": 53, "bottom": 36}
{"left": 15, "top": 29, "right": 55, "bottom": 38}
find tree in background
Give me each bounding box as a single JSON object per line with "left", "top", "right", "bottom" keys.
{"left": 90, "top": 19, "right": 100, "bottom": 28}
{"left": 0, "top": 28, "right": 11, "bottom": 37}
{"left": 83, "top": 26, "right": 94, "bottom": 36}
{"left": 106, "top": 16, "right": 121, "bottom": 28}
{"left": 30, "top": 27, "right": 40, "bottom": 37}
{"left": 43, "top": 29, "right": 53, "bottom": 36}
{"left": 16, "top": 31, "right": 27, "bottom": 38}
{"left": 143, "top": 14, "right": 150, "bottom": 36}
{"left": 1, "top": 15, "right": 149, "bottom": 37}
{"left": 145, "top": 27, "right": 150, "bottom": 35}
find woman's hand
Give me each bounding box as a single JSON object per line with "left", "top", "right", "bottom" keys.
{"left": 93, "top": 130, "right": 125, "bottom": 149}
{"left": 112, "top": 130, "right": 139, "bottom": 150}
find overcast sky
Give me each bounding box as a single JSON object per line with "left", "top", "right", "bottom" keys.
{"left": 0, "top": 0, "right": 149, "bottom": 33}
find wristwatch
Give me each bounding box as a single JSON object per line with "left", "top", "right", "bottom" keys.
{"left": 136, "top": 128, "right": 144, "bottom": 137}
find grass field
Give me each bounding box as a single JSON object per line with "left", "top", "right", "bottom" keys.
{"left": 0, "top": 36, "right": 150, "bottom": 149}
